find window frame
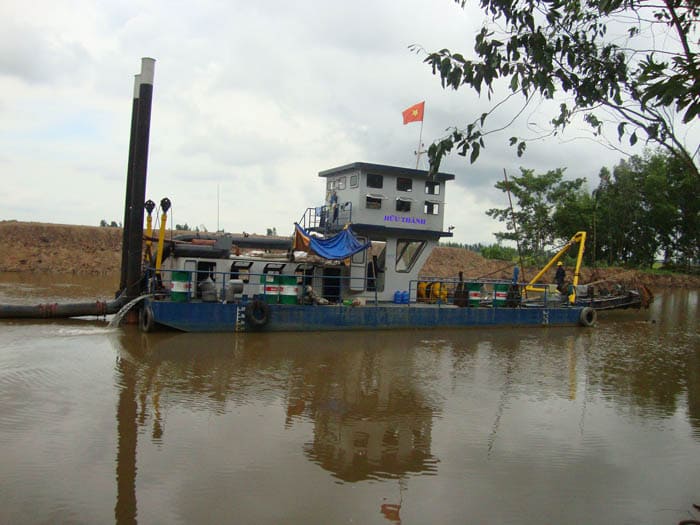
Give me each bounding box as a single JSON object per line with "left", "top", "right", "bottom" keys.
{"left": 395, "top": 239, "right": 426, "bottom": 273}
{"left": 366, "top": 173, "right": 384, "bottom": 189}
{"left": 397, "top": 177, "right": 413, "bottom": 192}
{"left": 425, "top": 181, "right": 440, "bottom": 195}
{"left": 424, "top": 201, "right": 440, "bottom": 215}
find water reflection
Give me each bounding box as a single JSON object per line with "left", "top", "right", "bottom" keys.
{"left": 112, "top": 330, "right": 446, "bottom": 522}
{"left": 2, "top": 271, "right": 699, "bottom": 523}
{"left": 0, "top": 271, "right": 119, "bottom": 305}
{"left": 103, "top": 290, "right": 699, "bottom": 523}
{"left": 587, "top": 290, "right": 699, "bottom": 430}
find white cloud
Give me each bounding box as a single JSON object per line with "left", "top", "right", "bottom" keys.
{"left": 0, "top": 0, "right": 687, "bottom": 245}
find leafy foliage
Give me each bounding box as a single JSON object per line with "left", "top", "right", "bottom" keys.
{"left": 486, "top": 167, "right": 586, "bottom": 255}
{"left": 489, "top": 151, "right": 699, "bottom": 268}
{"left": 417, "top": 0, "right": 699, "bottom": 177}
{"left": 440, "top": 241, "right": 519, "bottom": 260}
{"left": 480, "top": 243, "right": 519, "bottom": 261}
{"left": 592, "top": 151, "right": 699, "bottom": 266}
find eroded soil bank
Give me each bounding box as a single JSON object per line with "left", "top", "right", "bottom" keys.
{"left": 1, "top": 221, "right": 698, "bottom": 289}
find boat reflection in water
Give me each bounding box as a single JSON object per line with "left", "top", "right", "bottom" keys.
{"left": 112, "top": 329, "right": 444, "bottom": 523}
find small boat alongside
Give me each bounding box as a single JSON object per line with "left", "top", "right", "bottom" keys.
{"left": 523, "top": 231, "right": 653, "bottom": 312}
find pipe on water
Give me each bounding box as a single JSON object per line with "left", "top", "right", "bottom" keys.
{"left": 0, "top": 295, "right": 128, "bottom": 319}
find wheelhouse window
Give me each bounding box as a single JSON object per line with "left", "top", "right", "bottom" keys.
{"left": 367, "top": 173, "right": 383, "bottom": 189}
{"left": 395, "top": 198, "right": 411, "bottom": 212}
{"left": 336, "top": 176, "right": 346, "bottom": 190}
{"left": 397, "top": 177, "right": 413, "bottom": 192}
{"left": 395, "top": 240, "right": 426, "bottom": 272}
{"left": 425, "top": 181, "right": 440, "bottom": 195}
{"left": 424, "top": 201, "right": 439, "bottom": 215}
{"left": 350, "top": 174, "right": 359, "bottom": 188}
{"left": 366, "top": 196, "right": 382, "bottom": 209}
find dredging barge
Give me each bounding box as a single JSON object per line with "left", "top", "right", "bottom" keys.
{"left": 138, "top": 161, "right": 596, "bottom": 332}
{"left": 0, "top": 57, "right": 602, "bottom": 331}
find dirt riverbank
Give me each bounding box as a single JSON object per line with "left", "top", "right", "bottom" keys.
{"left": 1, "top": 221, "right": 698, "bottom": 290}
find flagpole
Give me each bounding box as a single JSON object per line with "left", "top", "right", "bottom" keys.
{"left": 415, "top": 119, "right": 424, "bottom": 169}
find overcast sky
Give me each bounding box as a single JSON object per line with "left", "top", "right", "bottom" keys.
{"left": 0, "top": 0, "right": 666, "bottom": 244}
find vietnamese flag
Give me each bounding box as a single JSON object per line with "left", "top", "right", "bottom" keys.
{"left": 402, "top": 101, "right": 425, "bottom": 124}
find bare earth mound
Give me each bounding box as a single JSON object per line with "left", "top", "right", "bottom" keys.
{"left": 1, "top": 221, "right": 698, "bottom": 288}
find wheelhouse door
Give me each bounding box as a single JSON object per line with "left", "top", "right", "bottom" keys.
{"left": 349, "top": 239, "right": 367, "bottom": 291}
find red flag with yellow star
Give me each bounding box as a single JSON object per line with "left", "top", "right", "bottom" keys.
{"left": 402, "top": 101, "right": 424, "bottom": 124}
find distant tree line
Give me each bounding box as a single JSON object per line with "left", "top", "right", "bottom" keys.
{"left": 484, "top": 150, "right": 699, "bottom": 269}
{"left": 441, "top": 241, "right": 520, "bottom": 262}
{"left": 99, "top": 220, "right": 121, "bottom": 227}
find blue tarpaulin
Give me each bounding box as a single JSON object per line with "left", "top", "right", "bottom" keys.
{"left": 294, "top": 223, "right": 370, "bottom": 260}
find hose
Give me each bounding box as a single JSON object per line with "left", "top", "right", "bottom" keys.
{"left": 0, "top": 294, "right": 128, "bottom": 319}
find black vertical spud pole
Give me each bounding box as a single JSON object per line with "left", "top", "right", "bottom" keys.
{"left": 125, "top": 57, "right": 155, "bottom": 300}
{"left": 118, "top": 73, "right": 141, "bottom": 294}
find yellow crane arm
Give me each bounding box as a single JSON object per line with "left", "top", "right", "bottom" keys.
{"left": 525, "top": 231, "right": 587, "bottom": 304}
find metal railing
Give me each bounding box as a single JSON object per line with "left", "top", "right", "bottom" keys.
{"left": 298, "top": 202, "right": 353, "bottom": 233}
{"left": 406, "top": 277, "right": 523, "bottom": 308}
{"left": 145, "top": 267, "right": 548, "bottom": 308}
{"left": 144, "top": 267, "right": 378, "bottom": 306}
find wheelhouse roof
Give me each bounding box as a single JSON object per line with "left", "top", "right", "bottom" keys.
{"left": 318, "top": 162, "right": 455, "bottom": 183}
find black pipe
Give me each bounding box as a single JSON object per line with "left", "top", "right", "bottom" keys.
{"left": 119, "top": 73, "right": 142, "bottom": 294}
{"left": 125, "top": 58, "right": 155, "bottom": 300}
{"left": 170, "top": 233, "right": 293, "bottom": 251}
{"left": 0, "top": 295, "right": 128, "bottom": 319}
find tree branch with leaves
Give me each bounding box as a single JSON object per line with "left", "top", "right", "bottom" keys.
{"left": 416, "top": 0, "right": 699, "bottom": 178}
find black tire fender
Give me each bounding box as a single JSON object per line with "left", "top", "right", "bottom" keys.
{"left": 245, "top": 300, "right": 270, "bottom": 328}
{"left": 139, "top": 305, "right": 155, "bottom": 333}
{"left": 579, "top": 306, "right": 596, "bottom": 327}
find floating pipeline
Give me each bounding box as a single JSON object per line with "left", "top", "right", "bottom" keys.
{"left": 0, "top": 295, "right": 128, "bottom": 319}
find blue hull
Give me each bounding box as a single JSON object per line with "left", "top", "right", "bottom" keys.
{"left": 145, "top": 299, "right": 589, "bottom": 332}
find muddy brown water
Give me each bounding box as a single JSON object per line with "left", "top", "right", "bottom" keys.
{"left": 0, "top": 273, "right": 698, "bottom": 524}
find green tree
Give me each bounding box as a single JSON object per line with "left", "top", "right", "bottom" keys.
{"left": 668, "top": 155, "right": 700, "bottom": 265}
{"left": 552, "top": 189, "right": 596, "bottom": 264}
{"left": 642, "top": 151, "right": 699, "bottom": 265}
{"left": 591, "top": 150, "right": 698, "bottom": 267}
{"left": 417, "top": 0, "right": 699, "bottom": 178}
{"left": 481, "top": 244, "right": 519, "bottom": 261}
{"left": 487, "top": 167, "right": 586, "bottom": 256}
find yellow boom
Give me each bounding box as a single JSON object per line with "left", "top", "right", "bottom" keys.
{"left": 525, "top": 231, "right": 586, "bottom": 304}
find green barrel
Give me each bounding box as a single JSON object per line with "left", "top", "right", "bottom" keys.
{"left": 467, "top": 282, "right": 482, "bottom": 307}
{"left": 171, "top": 271, "right": 191, "bottom": 302}
{"left": 493, "top": 283, "right": 509, "bottom": 307}
{"left": 260, "top": 274, "right": 280, "bottom": 304}
{"left": 279, "top": 275, "right": 299, "bottom": 305}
